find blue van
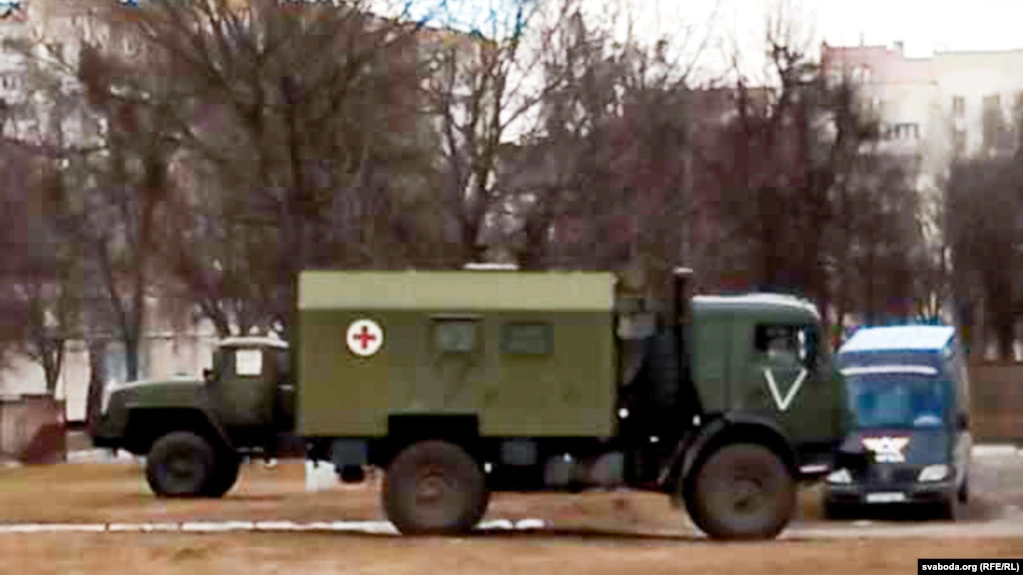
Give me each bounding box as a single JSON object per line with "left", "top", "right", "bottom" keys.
{"left": 823, "top": 325, "right": 972, "bottom": 520}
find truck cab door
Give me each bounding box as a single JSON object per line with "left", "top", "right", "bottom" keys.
{"left": 212, "top": 346, "right": 276, "bottom": 433}
{"left": 740, "top": 322, "right": 835, "bottom": 440}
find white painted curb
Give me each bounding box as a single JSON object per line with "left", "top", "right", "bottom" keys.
{"left": 0, "top": 519, "right": 552, "bottom": 536}
{"left": 971, "top": 445, "right": 1022, "bottom": 457}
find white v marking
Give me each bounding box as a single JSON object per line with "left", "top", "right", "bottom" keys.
{"left": 762, "top": 367, "right": 808, "bottom": 412}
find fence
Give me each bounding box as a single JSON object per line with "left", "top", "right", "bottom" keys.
{"left": 969, "top": 361, "right": 1023, "bottom": 443}
{"left": 0, "top": 395, "right": 67, "bottom": 464}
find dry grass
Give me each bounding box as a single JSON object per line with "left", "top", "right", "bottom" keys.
{"left": 0, "top": 461, "right": 828, "bottom": 528}
{"left": 2, "top": 532, "right": 1023, "bottom": 575}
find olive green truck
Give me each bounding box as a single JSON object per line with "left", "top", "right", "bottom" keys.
{"left": 91, "top": 267, "right": 857, "bottom": 540}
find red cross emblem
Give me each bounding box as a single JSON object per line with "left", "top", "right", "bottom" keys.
{"left": 346, "top": 319, "right": 383, "bottom": 357}
{"left": 351, "top": 325, "right": 377, "bottom": 350}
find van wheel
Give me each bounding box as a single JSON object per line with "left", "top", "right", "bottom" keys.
{"left": 383, "top": 440, "right": 489, "bottom": 535}
{"left": 686, "top": 442, "right": 796, "bottom": 540}
{"left": 203, "top": 452, "right": 241, "bottom": 498}
{"left": 145, "top": 431, "right": 216, "bottom": 498}
{"left": 938, "top": 493, "right": 962, "bottom": 521}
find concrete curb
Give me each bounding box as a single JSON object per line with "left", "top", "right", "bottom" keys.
{"left": 971, "top": 445, "right": 1022, "bottom": 458}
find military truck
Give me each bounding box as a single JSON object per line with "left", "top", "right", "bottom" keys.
{"left": 92, "top": 335, "right": 296, "bottom": 497}
{"left": 91, "top": 266, "right": 855, "bottom": 540}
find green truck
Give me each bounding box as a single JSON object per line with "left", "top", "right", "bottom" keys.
{"left": 91, "top": 266, "right": 856, "bottom": 539}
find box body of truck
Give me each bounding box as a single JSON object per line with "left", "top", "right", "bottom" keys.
{"left": 297, "top": 270, "right": 617, "bottom": 439}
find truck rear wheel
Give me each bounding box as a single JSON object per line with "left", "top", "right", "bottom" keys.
{"left": 203, "top": 452, "right": 241, "bottom": 498}
{"left": 383, "top": 440, "right": 489, "bottom": 535}
{"left": 145, "top": 431, "right": 216, "bottom": 498}
{"left": 686, "top": 442, "right": 796, "bottom": 540}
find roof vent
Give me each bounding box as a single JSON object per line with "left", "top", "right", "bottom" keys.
{"left": 463, "top": 262, "right": 519, "bottom": 271}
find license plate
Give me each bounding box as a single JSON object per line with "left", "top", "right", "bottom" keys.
{"left": 866, "top": 492, "right": 906, "bottom": 503}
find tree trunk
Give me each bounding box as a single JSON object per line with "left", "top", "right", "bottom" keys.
{"left": 42, "top": 341, "right": 64, "bottom": 397}
{"left": 124, "top": 334, "right": 141, "bottom": 382}
{"left": 84, "top": 339, "right": 107, "bottom": 435}
{"left": 865, "top": 247, "right": 877, "bottom": 326}
{"left": 990, "top": 307, "right": 1016, "bottom": 361}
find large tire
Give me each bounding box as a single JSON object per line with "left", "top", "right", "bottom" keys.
{"left": 685, "top": 442, "right": 797, "bottom": 540}
{"left": 383, "top": 440, "right": 489, "bottom": 535}
{"left": 203, "top": 452, "right": 241, "bottom": 498}
{"left": 145, "top": 431, "right": 216, "bottom": 498}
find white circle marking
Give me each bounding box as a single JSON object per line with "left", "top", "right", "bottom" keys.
{"left": 346, "top": 319, "right": 383, "bottom": 357}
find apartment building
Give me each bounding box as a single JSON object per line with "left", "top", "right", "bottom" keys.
{"left": 821, "top": 40, "right": 1023, "bottom": 187}
{"left": 935, "top": 49, "right": 1023, "bottom": 158}
{"left": 821, "top": 40, "right": 1023, "bottom": 350}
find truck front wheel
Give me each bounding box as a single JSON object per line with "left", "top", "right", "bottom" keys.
{"left": 145, "top": 431, "right": 216, "bottom": 498}
{"left": 686, "top": 442, "right": 796, "bottom": 540}
{"left": 382, "top": 440, "right": 489, "bottom": 535}
{"left": 203, "top": 452, "right": 241, "bottom": 498}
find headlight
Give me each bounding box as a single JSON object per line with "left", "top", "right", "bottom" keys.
{"left": 918, "top": 464, "right": 949, "bottom": 482}
{"left": 826, "top": 468, "right": 852, "bottom": 484}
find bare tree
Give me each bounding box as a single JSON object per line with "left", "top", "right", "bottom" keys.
{"left": 701, "top": 5, "right": 891, "bottom": 341}
{"left": 947, "top": 156, "right": 1023, "bottom": 360}
{"left": 422, "top": 0, "right": 570, "bottom": 266}
{"left": 119, "top": 0, "right": 438, "bottom": 339}
{"left": 0, "top": 41, "right": 89, "bottom": 393}
{"left": 497, "top": 0, "right": 708, "bottom": 284}
{"left": 834, "top": 152, "right": 925, "bottom": 328}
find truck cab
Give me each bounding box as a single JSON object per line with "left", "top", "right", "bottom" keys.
{"left": 91, "top": 335, "right": 296, "bottom": 497}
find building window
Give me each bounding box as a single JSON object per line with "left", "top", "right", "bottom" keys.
{"left": 982, "top": 94, "right": 1006, "bottom": 151}
{"left": 953, "top": 129, "right": 967, "bottom": 156}
{"left": 881, "top": 122, "right": 920, "bottom": 141}
{"left": 851, "top": 65, "right": 872, "bottom": 84}
{"left": 952, "top": 96, "right": 965, "bottom": 117}
{"left": 501, "top": 322, "right": 553, "bottom": 356}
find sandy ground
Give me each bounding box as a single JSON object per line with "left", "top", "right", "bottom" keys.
{"left": 2, "top": 532, "right": 1023, "bottom": 575}
{"left": 0, "top": 460, "right": 835, "bottom": 530}
{"left": 3, "top": 458, "right": 1023, "bottom": 574}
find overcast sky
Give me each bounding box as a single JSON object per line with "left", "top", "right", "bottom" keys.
{"left": 392, "top": 0, "right": 1023, "bottom": 77}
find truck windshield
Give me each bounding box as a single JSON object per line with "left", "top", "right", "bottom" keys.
{"left": 846, "top": 375, "right": 950, "bottom": 430}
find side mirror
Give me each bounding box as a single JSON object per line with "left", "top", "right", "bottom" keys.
{"left": 956, "top": 411, "right": 970, "bottom": 430}
{"left": 202, "top": 368, "right": 214, "bottom": 383}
